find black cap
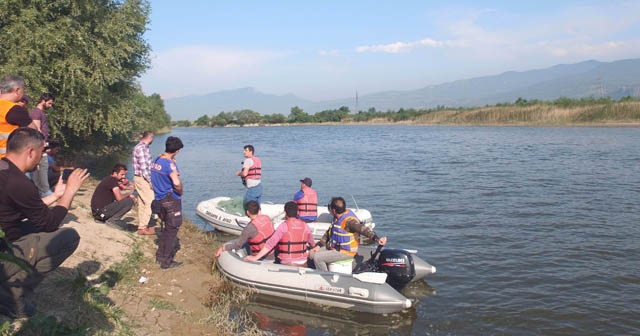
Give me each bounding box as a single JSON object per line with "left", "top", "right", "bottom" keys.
{"left": 300, "top": 177, "right": 312, "bottom": 187}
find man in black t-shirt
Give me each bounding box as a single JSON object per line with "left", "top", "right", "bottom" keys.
{"left": 90, "top": 163, "right": 135, "bottom": 226}
{"left": 0, "top": 127, "right": 89, "bottom": 318}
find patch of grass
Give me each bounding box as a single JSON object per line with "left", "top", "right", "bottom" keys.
{"left": 148, "top": 298, "right": 178, "bottom": 312}
{"left": 13, "top": 242, "right": 147, "bottom": 335}
{"left": 101, "top": 244, "right": 145, "bottom": 292}
{"left": 413, "top": 100, "right": 640, "bottom": 125}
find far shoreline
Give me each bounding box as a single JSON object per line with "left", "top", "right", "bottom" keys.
{"left": 178, "top": 120, "right": 640, "bottom": 128}
{"left": 175, "top": 100, "right": 640, "bottom": 129}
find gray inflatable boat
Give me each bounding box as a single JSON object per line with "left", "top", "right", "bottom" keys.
{"left": 216, "top": 245, "right": 436, "bottom": 314}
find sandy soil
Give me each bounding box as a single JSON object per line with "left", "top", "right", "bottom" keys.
{"left": 12, "top": 180, "right": 225, "bottom": 335}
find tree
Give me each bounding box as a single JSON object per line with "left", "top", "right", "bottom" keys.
{"left": 0, "top": 0, "right": 167, "bottom": 152}
{"left": 233, "top": 109, "right": 261, "bottom": 125}
{"left": 194, "top": 114, "right": 211, "bottom": 126}
{"left": 287, "top": 106, "right": 311, "bottom": 123}
{"left": 212, "top": 111, "right": 233, "bottom": 126}
{"left": 131, "top": 93, "right": 171, "bottom": 131}
{"left": 263, "top": 113, "right": 287, "bottom": 124}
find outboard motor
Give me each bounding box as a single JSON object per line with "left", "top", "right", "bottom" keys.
{"left": 377, "top": 249, "right": 415, "bottom": 290}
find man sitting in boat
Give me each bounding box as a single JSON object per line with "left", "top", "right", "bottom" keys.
{"left": 293, "top": 177, "right": 318, "bottom": 223}
{"left": 245, "top": 201, "right": 315, "bottom": 267}
{"left": 215, "top": 200, "right": 275, "bottom": 259}
{"left": 309, "top": 197, "right": 387, "bottom": 271}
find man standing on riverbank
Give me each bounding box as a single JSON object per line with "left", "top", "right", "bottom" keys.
{"left": 30, "top": 93, "right": 55, "bottom": 197}
{"left": 132, "top": 131, "right": 155, "bottom": 235}
{"left": 235, "top": 144, "right": 262, "bottom": 209}
{"left": 151, "top": 136, "right": 184, "bottom": 269}
{"left": 0, "top": 127, "right": 89, "bottom": 318}
{"left": 0, "top": 75, "right": 34, "bottom": 159}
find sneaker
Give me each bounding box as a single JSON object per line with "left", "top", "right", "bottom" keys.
{"left": 160, "top": 261, "right": 183, "bottom": 270}
{"left": 136, "top": 227, "right": 156, "bottom": 235}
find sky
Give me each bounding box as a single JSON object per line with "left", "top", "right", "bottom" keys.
{"left": 139, "top": 1, "right": 640, "bottom": 101}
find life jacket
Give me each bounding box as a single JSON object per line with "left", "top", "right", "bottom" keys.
{"left": 248, "top": 214, "right": 275, "bottom": 255}
{"left": 276, "top": 218, "right": 310, "bottom": 261}
{"left": 246, "top": 156, "right": 261, "bottom": 180}
{"left": 296, "top": 188, "right": 318, "bottom": 218}
{"left": 0, "top": 100, "right": 20, "bottom": 158}
{"left": 327, "top": 210, "right": 360, "bottom": 256}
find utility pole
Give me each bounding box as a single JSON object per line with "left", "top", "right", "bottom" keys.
{"left": 598, "top": 75, "right": 606, "bottom": 98}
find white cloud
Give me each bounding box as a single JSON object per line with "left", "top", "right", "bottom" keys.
{"left": 356, "top": 38, "right": 447, "bottom": 53}
{"left": 354, "top": 2, "right": 640, "bottom": 62}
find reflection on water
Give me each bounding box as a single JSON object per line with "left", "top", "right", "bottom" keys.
{"left": 243, "top": 294, "right": 422, "bottom": 336}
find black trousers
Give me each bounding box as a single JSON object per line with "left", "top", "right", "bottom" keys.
{"left": 155, "top": 195, "right": 182, "bottom": 267}
{"left": 93, "top": 198, "right": 134, "bottom": 222}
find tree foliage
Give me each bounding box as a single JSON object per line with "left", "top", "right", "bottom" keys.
{"left": 169, "top": 95, "right": 640, "bottom": 128}
{"left": 287, "top": 106, "right": 311, "bottom": 123}
{"left": 313, "top": 106, "right": 349, "bottom": 122}
{"left": 0, "top": 0, "right": 170, "bottom": 152}
{"left": 194, "top": 114, "right": 211, "bottom": 126}
{"left": 234, "top": 109, "right": 261, "bottom": 125}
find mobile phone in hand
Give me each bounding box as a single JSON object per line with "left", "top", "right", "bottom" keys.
{"left": 62, "top": 169, "right": 73, "bottom": 182}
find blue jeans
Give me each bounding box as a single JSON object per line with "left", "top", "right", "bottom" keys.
{"left": 243, "top": 183, "right": 262, "bottom": 208}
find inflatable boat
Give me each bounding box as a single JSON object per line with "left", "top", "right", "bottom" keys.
{"left": 196, "top": 196, "right": 375, "bottom": 239}
{"left": 216, "top": 244, "right": 436, "bottom": 314}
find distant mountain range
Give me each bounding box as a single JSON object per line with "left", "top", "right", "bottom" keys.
{"left": 164, "top": 58, "right": 640, "bottom": 121}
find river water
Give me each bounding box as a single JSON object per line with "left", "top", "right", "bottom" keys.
{"left": 137, "top": 125, "right": 639, "bottom": 335}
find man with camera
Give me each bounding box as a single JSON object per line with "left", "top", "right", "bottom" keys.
{"left": 0, "top": 127, "right": 89, "bottom": 318}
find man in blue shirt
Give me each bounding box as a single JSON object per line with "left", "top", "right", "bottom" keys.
{"left": 150, "top": 136, "right": 184, "bottom": 269}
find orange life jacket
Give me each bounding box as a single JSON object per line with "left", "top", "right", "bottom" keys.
{"left": 296, "top": 188, "right": 318, "bottom": 218}
{"left": 328, "top": 210, "right": 360, "bottom": 257}
{"left": 276, "top": 217, "right": 311, "bottom": 261}
{"left": 0, "top": 100, "right": 20, "bottom": 158}
{"left": 248, "top": 214, "right": 275, "bottom": 254}
{"left": 246, "top": 156, "right": 261, "bottom": 180}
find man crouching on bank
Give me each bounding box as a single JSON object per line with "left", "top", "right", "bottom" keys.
{"left": 0, "top": 127, "right": 89, "bottom": 318}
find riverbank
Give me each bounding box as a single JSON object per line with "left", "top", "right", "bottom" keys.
{"left": 178, "top": 100, "right": 640, "bottom": 128}
{"left": 1, "top": 179, "right": 260, "bottom": 335}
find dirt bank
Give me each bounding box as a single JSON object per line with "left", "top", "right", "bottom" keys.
{"left": 3, "top": 179, "right": 236, "bottom": 335}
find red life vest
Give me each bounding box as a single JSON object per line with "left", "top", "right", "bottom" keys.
{"left": 277, "top": 218, "right": 311, "bottom": 261}
{"left": 328, "top": 210, "right": 360, "bottom": 257}
{"left": 248, "top": 214, "right": 275, "bottom": 254}
{"left": 246, "top": 156, "right": 262, "bottom": 180}
{"left": 296, "top": 188, "right": 318, "bottom": 218}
